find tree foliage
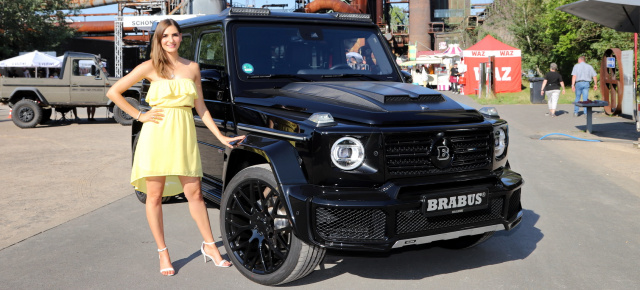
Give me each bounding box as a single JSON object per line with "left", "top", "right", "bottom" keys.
{"left": 0, "top": 0, "right": 77, "bottom": 59}
{"left": 389, "top": 5, "right": 408, "bottom": 33}
{"left": 475, "top": 0, "right": 634, "bottom": 79}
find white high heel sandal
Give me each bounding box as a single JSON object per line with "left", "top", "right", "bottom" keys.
{"left": 201, "top": 241, "right": 232, "bottom": 267}
{"left": 158, "top": 247, "right": 175, "bottom": 276}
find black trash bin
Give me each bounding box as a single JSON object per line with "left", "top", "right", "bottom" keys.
{"left": 529, "top": 77, "right": 546, "bottom": 104}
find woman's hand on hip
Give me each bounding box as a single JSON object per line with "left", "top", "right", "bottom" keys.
{"left": 218, "top": 135, "right": 246, "bottom": 148}
{"left": 139, "top": 108, "right": 164, "bottom": 123}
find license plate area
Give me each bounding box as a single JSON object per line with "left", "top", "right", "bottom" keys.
{"left": 421, "top": 190, "right": 488, "bottom": 217}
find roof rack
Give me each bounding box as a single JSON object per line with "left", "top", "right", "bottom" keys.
{"left": 229, "top": 7, "right": 271, "bottom": 16}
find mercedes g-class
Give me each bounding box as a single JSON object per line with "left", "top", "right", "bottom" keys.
{"left": 0, "top": 52, "right": 141, "bottom": 128}
{"left": 133, "top": 8, "right": 524, "bottom": 285}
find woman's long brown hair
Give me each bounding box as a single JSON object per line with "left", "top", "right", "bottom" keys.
{"left": 151, "top": 19, "right": 182, "bottom": 79}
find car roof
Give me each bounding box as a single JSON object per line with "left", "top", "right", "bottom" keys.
{"left": 151, "top": 8, "right": 374, "bottom": 32}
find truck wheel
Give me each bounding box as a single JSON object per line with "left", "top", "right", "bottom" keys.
{"left": 221, "top": 164, "right": 325, "bottom": 285}
{"left": 40, "top": 108, "right": 52, "bottom": 124}
{"left": 12, "top": 99, "right": 42, "bottom": 128}
{"left": 135, "top": 190, "right": 173, "bottom": 204}
{"left": 113, "top": 97, "right": 139, "bottom": 126}
{"left": 439, "top": 231, "right": 495, "bottom": 249}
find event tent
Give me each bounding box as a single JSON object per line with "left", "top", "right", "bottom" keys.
{"left": 0, "top": 51, "right": 61, "bottom": 68}
{"left": 462, "top": 35, "right": 522, "bottom": 95}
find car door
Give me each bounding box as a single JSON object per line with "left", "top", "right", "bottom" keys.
{"left": 195, "top": 28, "right": 235, "bottom": 197}
{"left": 69, "top": 58, "right": 105, "bottom": 104}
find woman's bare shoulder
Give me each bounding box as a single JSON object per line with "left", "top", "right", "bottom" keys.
{"left": 183, "top": 59, "right": 201, "bottom": 80}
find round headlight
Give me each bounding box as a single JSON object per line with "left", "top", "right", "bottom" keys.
{"left": 494, "top": 127, "right": 507, "bottom": 157}
{"left": 331, "top": 137, "right": 365, "bottom": 170}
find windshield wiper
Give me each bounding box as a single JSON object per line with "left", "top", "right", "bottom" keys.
{"left": 247, "top": 74, "right": 313, "bottom": 82}
{"left": 321, "top": 74, "right": 379, "bottom": 81}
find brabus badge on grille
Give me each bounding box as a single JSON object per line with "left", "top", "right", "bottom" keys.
{"left": 430, "top": 133, "right": 452, "bottom": 169}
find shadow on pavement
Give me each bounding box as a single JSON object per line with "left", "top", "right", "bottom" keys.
{"left": 286, "top": 209, "right": 542, "bottom": 286}
{"left": 575, "top": 118, "right": 640, "bottom": 141}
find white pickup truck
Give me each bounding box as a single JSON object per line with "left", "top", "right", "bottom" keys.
{"left": 0, "top": 52, "right": 141, "bottom": 128}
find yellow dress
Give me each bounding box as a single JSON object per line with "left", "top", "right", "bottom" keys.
{"left": 131, "top": 78, "right": 202, "bottom": 197}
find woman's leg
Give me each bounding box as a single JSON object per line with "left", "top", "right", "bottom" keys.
{"left": 179, "top": 176, "right": 231, "bottom": 266}
{"left": 146, "top": 176, "right": 174, "bottom": 276}
{"left": 549, "top": 90, "right": 560, "bottom": 116}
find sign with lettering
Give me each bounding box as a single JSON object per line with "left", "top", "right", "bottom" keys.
{"left": 463, "top": 50, "right": 521, "bottom": 57}
{"left": 123, "top": 15, "right": 202, "bottom": 31}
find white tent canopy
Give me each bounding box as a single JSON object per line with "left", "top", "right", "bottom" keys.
{"left": 0, "top": 51, "right": 61, "bottom": 68}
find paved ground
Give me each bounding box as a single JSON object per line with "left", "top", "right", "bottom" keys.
{"left": 0, "top": 94, "right": 639, "bottom": 289}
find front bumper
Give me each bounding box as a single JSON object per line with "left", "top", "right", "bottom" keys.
{"left": 283, "top": 168, "right": 524, "bottom": 251}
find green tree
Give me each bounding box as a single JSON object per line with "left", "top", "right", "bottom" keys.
{"left": 389, "top": 5, "right": 408, "bottom": 33}
{"left": 0, "top": 0, "right": 77, "bottom": 59}
{"left": 478, "top": 0, "right": 633, "bottom": 79}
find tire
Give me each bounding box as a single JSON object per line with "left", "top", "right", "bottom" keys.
{"left": 12, "top": 99, "right": 42, "bottom": 128}
{"left": 40, "top": 108, "right": 52, "bottom": 124}
{"left": 221, "top": 164, "right": 325, "bottom": 285}
{"left": 439, "top": 231, "right": 495, "bottom": 249}
{"left": 113, "top": 97, "right": 139, "bottom": 126}
{"left": 135, "top": 190, "right": 173, "bottom": 204}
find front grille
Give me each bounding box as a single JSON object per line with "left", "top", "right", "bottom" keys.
{"left": 385, "top": 94, "right": 445, "bottom": 103}
{"left": 385, "top": 130, "right": 492, "bottom": 176}
{"left": 315, "top": 207, "right": 386, "bottom": 241}
{"left": 396, "top": 198, "right": 504, "bottom": 234}
{"left": 507, "top": 189, "right": 522, "bottom": 219}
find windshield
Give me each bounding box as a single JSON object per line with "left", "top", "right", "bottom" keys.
{"left": 233, "top": 23, "right": 399, "bottom": 81}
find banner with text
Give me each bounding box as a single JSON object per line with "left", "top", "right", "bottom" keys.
{"left": 123, "top": 15, "right": 202, "bottom": 31}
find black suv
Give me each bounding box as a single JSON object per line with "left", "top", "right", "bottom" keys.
{"left": 134, "top": 8, "right": 524, "bottom": 286}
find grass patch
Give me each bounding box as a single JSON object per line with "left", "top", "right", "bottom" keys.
{"left": 470, "top": 79, "right": 601, "bottom": 105}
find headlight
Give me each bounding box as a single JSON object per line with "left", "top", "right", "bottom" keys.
{"left": 494, "top": 126, "right": 507, "bottom": 158}
{"left": 331, "top": 137, "right": 365, "bottom": 170}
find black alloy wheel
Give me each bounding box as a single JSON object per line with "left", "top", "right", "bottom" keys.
{"left": 221, "top": 164, "right": 325, "bottom": 285}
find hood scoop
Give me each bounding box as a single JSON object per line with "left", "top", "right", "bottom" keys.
{"left": 384, "top": 94, "right": 445, "bottom": 104}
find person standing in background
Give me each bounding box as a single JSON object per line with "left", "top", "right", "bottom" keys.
{"left": 450, "top": 63, "right": 460, "bottom": 94}
{"left": 541, "top": 63, "right": 565, "bottom": 117}
{"left": 571, "top": 56, "right": 598, "bottom": 117}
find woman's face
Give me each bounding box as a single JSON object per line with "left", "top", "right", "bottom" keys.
{"left": 160, "top": 25, "right": 182, "bottom": 53}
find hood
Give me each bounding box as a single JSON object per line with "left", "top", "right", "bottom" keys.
{"left": 235, "top": 82, "right": 484, "bottom": 126}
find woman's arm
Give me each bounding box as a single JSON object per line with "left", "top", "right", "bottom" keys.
{"left": 191, "top": 64, "right": 245, "bottom": 148}
{"left": 106, "top": 60, "right": 163, "bottom": 123}
{"left": 540, "top": 79, "right": 548, "bottom": 96}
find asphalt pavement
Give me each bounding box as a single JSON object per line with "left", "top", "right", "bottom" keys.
{"left": 0, "top": 93, "right": 639, "bottom": 289}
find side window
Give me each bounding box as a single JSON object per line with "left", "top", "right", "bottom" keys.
{"left": 73, "top": 59, "right": 95, "bottom": 76}
{"left": 198, "top": 32, "right": 225, "bottom": 69}
{"left": 178, "top": 34, "right": 193, "bottom": 60}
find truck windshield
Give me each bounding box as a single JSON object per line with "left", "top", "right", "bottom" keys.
{"left": 233, "top": 23, "right": 399, "bottom": 81}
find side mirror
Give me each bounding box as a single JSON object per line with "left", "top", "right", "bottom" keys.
{"left": 200, "top": 69, "right": 226, "bottom": 101}
{"left": 201, "top": 69, "right": 223, "bottom": 83}
{"left": 479, "top": 107, "right": 500, "bottom": 119}
{"left": 400, "top": 70, "right": 412, "bottom": 84}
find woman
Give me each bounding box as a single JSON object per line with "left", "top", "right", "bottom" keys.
{"left": 541, "top": 63, "right": 565, "bottom": 117}
{"left": 449, "top": 63, "right": 460, "bottom": 93}
{"left": 106, "top": 19, "right": 245, "bottom": 276}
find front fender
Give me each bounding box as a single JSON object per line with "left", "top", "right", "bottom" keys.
{"left": 224, "top": 134, "right": 309, "bottom": 240}
{"left": 224, "top": 134, "right": 307, "bottom": 186}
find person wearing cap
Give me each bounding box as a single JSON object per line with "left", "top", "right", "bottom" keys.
{"left": 541, "top": 63, "right": 565, "bottom": 117}
{"left": 571, "top": 56, "right": 598, "bottom": 117}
